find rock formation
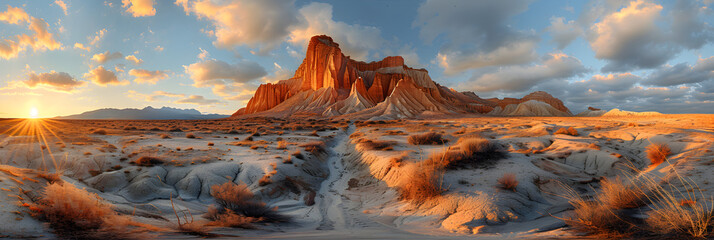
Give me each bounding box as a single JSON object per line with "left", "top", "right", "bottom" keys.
{"left": 576, "top": 108, "right": 662, "bottom": 117}
{"left": 232, "top": 35, "right": 571, "bottom": 119}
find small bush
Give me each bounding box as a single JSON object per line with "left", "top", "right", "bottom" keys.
{"left": 300, "top": 141, "right": 326, "bottom": 154}
{"left": 91, "top": 129, "right": 107, "bottom": 135}
{"left": 209, "top": 182, "right": 287, "bottom": 222}
{"left": 133, "top": 156, "right": 164, "bottom": 167}
{"left": 426, "top": 138, "right": 505, "bottom": 169}
{"left": 159, "top": 134, "right": 171, "bottom": 139}
{"left": 646, "top": 143, "right": 671, "bottom": 166}
{"left": 407, "top": 132, "right": 448, "bottom": 145}
{"left": 186, "top": 133, "right": 196, "bottom": 139}
{"left": 497, "top": 173, "right": 518, "bottom": 191}
{"left": 204, "top": 207, "right": 257, "bottom": 229}
{"left": 554, "top": 127, "right": 579, "bottom": 136}
{"left": 597, "top": 177, "right": 648, "bottom": 209}
{"left": 277, "top": 140, "right": 287, "bottom": 150}
{"left": 359, "top": 139, "right": 397, "bottom": 151}
{"left": 398, "top": 163, "right": 444, "bottom": 202}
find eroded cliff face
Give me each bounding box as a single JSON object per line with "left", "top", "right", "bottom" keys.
{"left": 233, "top": 35, "right": 571, "bottom": 119}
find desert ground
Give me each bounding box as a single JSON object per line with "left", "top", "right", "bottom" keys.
{"left": 0, "top": 115, "right": 712, "bottom": 239}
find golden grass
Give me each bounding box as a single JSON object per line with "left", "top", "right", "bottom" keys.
{"left": 646, "top": 143, "right": 671, "bottom": 166}
{"left": 29, "top": 183, "right": 148, "bottom": 239}
{"left": 407, "top": 132, "right": 448, "bottom": 145}
{"left": 497, "top": 173, "right": 518, "bottom": 191}
{"left": 554, "top": 127, "right": 579, "bottom": 136}
{"left": 209, "top": 182, "right": 287, "bottom": 222}
{"left": 398, "top": 162, "right": 445, "bottom": 202}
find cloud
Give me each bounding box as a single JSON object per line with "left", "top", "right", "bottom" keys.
{"left": 177, "top": 0, "right": 298, "bottom": 54}
{"left": 89, "top": 29, "right": 106, "bottom": 46}
{"left": 185, "top": 59, "right": 267, "bottom": 97}
{"left": 197, "top": 47, "right": 208, "bottom": 60}
{"left": 84, "top": 66, "right": 126, "bottom": 86}
{"left": 570, "top": 73, "right": 642, "bottom": 93}
{"left": 547, "top": 17, "right": 583, "bottom": 49}
{"left": 128, "top": 69, "right": 167, "bottom": 84}
{"left": 154, "top": 45, "right": 163, "bottom": 52}
{"left": 127, "top": 90, "right": 185, "bottom": 101}
{"left": 643, "top": 57, "right": 714, "bottom": 86}
{"left": 54, "top": 0, "right": 68, "bottom": 15}
{"left": 0, "top": 5, "right": 30, "bottom": 24}
{"left": 261, "top": 62, "right": 292, "bottom": 83}
{"left": 73, "top": 43, "right": 90, "bottom": 51}
{"left": 0, "top": 6, "right": 61, "bottom": 60}
{"left": 458, "top": 53, "right": 588, "bottom": 93}
{"left": 125, "top": 55, "right": 143, "bottom": 65}
{"left": 176, "top": 95, "right": 220, "bottom": 105}
{"left": 23, "top": 71, "right": 85, "bottom": 92}
{"left": 92, "top": 51, "right": 123, "bottom": 63}
{"left": 414, "top": 0, "right": 538, "bottom": 75}
{"left": 288, "top": 2, "right": 385, "bottom": 60}
{"left": 121, "top": 0, "right": 156, "bottom": 17}
{"left": 437, "top": 40, "right": 537, "bottom": 75}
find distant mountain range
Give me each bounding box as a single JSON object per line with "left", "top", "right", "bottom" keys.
{"left": 55, "top": 107, "right": 229, "bottom": 120}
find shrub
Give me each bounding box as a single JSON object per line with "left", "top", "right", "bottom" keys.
{"left": 258, "top": 174, "right": 272, "bottom": 186}
{"left": 554, "top": 127, "right": 579, "bottom": 136}
{"left": 204, "top": 207, "right": 257, "bottom": 229}
{"left": 565, "top": 198, "right": 633, "bottom": 237}
{"left": 646, "top": 143, "right": 671, "bottom": 166}
{"left": 207, "top": 142, "right": 214, "bottom": 146}
{"left": 497, "top": 173, "right": 518, "bottom": 191}
{"left": 407, "top": 132, "right": 448, "bottom": 145}
{"left": 358, "top": 139, "right": 397, "bottom": 151}
{"left": 91, "top": 129, "right": 107, "bottom": 135}
{"left": 186, "top": 133, "right": 196, "bottom": 139}
{"left": 133, "top": 156, "right": 164, "bottom": 167}
{"left": 398, "top": 163, "right": 444, "bottom": 202}
{"left": 426, "top": 138, "right": 505, "bottom": 169}
{"left": 597, "top": 177, "right": 648, "bottom": 209}
{"left": 209, "top": 182, "right": 287, "bottom": 222}
{"left": 159, "top": 134, "right": 171, "bottom": 139}
{"left": 28, "top": 183, "right": 141, "bottom": 239}
{"left": 277, "top": 140, "right": 287, "bottom": 150}
{"left": 300, "top": 141, "right": 326, "bottom": 154}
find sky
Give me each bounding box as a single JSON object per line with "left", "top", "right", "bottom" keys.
{"left": 0, "top": 0, "right": 713, "bottom": 118}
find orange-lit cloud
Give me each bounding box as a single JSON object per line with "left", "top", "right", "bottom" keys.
{"left": 125, "top": 55, "right": 143, "bottom": 65}
{"left": 91, "top": 51, "right": 123, "bottom": 63}
{"left": 128, "top": 69, "right": 167, "bottom": 84}
{"left": 0, "top": 5, "right": 30, "bottom": 24}
{"left": 185, "top": 59, "right": 266, "bottom": 97}
{"left": 84, "top": 66, "right": 126, "bottom": 86}
{"left": 176, "top": 95, "right": 220, "bottom": 105}
{"left": 121, "top": 0, "right": 156, "bottom": 17}
{"left": 54, "top": 0, "right": 68, "bottom": 15}
{"left": 0, "top": 6, "right": 61, "bottom": 59}
{"left": 23, "top": 71, "right": 85, "bottom": 92}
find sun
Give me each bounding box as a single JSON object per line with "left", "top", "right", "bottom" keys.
{"left": 29, "top": 107, "right": 39, "bottom": 119}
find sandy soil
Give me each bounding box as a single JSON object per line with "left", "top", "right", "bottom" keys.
{"left": 0, "top": 115, "right": 712, "bottom": 239}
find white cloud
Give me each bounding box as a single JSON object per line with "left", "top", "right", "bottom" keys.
{"left": 23, "top": 71, "right": 85, "bottom": 92}
{"left": 197, "top": 47, "right": 209, "bottom": 60}
{"left": 546, "top": 17, "right": 583, "bottom": 49}
{"left": 0, "top": 5, "right": 29, "bottom": 25}
{"left": 185, "top": 59, "right": 267, "bottom": 96}
{"left": 288, "top": 2, "right": 385, "bottom": 61}
{"left": 414, "top": 0, "right": 538, "bottom": 75}
{"left": 121, "top": 0, "right": 156, "bottom": 17}
{"left": 177, "top": 0, "right": 298, "bottom": 54}
{"left": 458, "top": 53, "right": 587, "bottom": 92}
{"left": 128, "top": 69, "right": 167, "bottom": 84}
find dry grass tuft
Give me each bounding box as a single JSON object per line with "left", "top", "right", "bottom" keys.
{"left": 554, "top": 127, "right": 579, "bottom": 136}
{"left": 398, "top": 163, "right": 445, "bottom": 202}
{"left": 300, "top": 141, "right": 326, "bottom": 154}
{"left": 186, "top": 133, "right": 196, "bottom": 139}
{"left": 91, "top": 129, "right": 107, "bottom": 135}
{"left": 407, "top": 132, "right": 448, "bottom": 145}
{"left": 646, "top": 143, "right": 671, "bottom": 166}
{"left": 133, "top": 156, "right": 164, "bottom": 167}
{"left": 209, "top": 182, "right": 287, "bottom": 222}
{"left": 29, "top": 183, "right": 145, "bottom": 239}
{"left": 497, "top": 173, "right": 518, "bottom": 191}
{"left": 597, "top": 177, "right": 648, "bottom": 209}
{"left": 358, "top": 139, "right": 397, "bottom": 151}
{"left": 425, "top": 137, "right": 505, "bottom": 169}
{"left": 277, "top": 140, "right": 288, "bottom": 150}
